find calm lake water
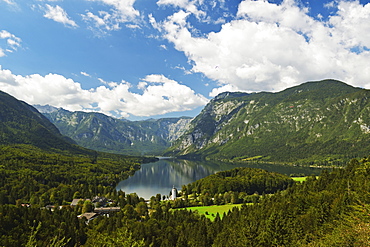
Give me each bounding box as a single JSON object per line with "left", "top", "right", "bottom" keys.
{"left": 116, "top": 158, "right": 322, "bottom": 199}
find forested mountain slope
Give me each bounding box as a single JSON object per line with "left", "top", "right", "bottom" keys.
{"left": 0, "top": 90, "right": 154, "bottom": 205}
{"left": 35, "top": 106, "right": 192, "bottom": 155}
{"left": 166, "top": 80, "right": 370, "bottom": 164}
{"left": 0, "top": 91, "right": 78, "bottom": 152}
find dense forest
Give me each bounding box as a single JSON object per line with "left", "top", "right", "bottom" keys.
{"left": 1, "top": 156, "right": 370, "bottom": 246}
{"left": 0, "top": 143, "right": 155, "bottom": 246}
{"left": 86, "top": 157, "right": 370, "bottom": 246}
{"left": 177, "top": 167, "right": 294, "bottom": 206}
{"left": 0, "top": 144, "right": 154, "bottom": 205}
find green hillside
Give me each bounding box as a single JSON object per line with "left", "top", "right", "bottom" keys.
{"left": 166, "top": 80, "right": 370, "bottom": 165}
{"left": 0, "top": 90, "right": 155, "bottom": 205}
{"left": 0, "top": 91, "right": 78, "bottom": 152}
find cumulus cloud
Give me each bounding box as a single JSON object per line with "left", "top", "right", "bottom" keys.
{"left": 0, "top": 67, "right": 208, "bottom": 118}
{"left": 157, "top": 0, "right": 370, "bottom": 95}
{"left": 328, "top": 1, "right": 370, "bottom": 49}
{"left": 42, "top": 4, "right": 78, "bottom": 28}
{"left": 0, "top": 30, "right": 21, "bottom": 56}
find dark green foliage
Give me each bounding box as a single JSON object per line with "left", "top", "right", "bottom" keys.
{"left": 2, "top": 156, "right": 370, "bottom": 246}
{"left": 211, "top": 158, "right": 370, "bottom": 246}
{"left": 0, "top": 205, "right": 86, "bottom": 246}
{"left": 186, "top": 167, "right": 294, "bottom": 196}
{"left": 0, "top": 144, "right": 148, "bottom": 205}
{"left": 167, "top": 80, "right": 370, "bottom": 164}
{"left": 83, "top": 157, "right": 370, "bottom": 246}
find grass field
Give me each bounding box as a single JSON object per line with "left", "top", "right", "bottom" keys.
{"left": 292, "top": 177, "right": 308, "bottom": 182}
{"left": 292, "top": 176, "right": 319, "bottom": 182}
{"left": 176, "top": 204, "right": 244, "bottom": 221}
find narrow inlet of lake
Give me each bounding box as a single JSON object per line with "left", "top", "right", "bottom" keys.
{"left": 116, "top": 159, "right": 322, "bottom": 199}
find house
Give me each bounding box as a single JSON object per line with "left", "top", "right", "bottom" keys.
{"left": 78, "top": 212, "right": 98, "bottom": 223}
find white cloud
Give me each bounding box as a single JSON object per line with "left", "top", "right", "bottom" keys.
{"left": 0, "top": 68, "right": 208, "bottom": 118}
{"left": 92, "top": 0, "right": 140, "bottom": 21}
{"left": 149, "top": 13, "right": 161, "bottom": 31}
{"left": 157, "top": 0, "right": 206, "bottom": 19}
{"left": 81, "top": 71, "right": 91, "bottom": 77}
{"left": 209, "top": 84, "right": 241, "bottom": 97}
{"left": 137, "top": 81, "right": 147, "bottom": 90}
{"left": 157, "top": 0, "right": 370, "bottom": 94}
{"left": 328, "top": 1, "right": 370, "bottom": 49}
{"left": 126, "top": 24, "right": 141, "bottom": 29}
{"left": 324, "top": 1, "right": 336, "bottom": 9}
{"left": 42, "top": 4, "right": 78, "bottom": 28}
{"left": 160, "top": 44, "right": 168, "bottom": 50}
{"left": 83, "top": 0, "right": 140, "bottom": 35}
{"left": 0, "top": 30, "right": 21, "bottom": 56}
{"left": 82, "top": 11, "right": 120, "bottom": 36}
{"left": 142, "top": 74, "right": 178, "bottom": 84}
{"left": 2, "top": 0, "right": 16, "bottom": 5}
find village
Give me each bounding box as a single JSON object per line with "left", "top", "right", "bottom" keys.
{"left": 39, "top": 186, "right": 180, "bottom": 224}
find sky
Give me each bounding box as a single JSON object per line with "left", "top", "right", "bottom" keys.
{"left": 0, "top": 0, "right": 370, "bottom": 120}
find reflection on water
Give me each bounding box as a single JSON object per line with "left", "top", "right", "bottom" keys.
{"left": 116, "top": 159, "right": 322, "bottom": 199}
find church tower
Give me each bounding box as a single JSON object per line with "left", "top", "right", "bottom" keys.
{"left": 171, "top": 186, "right": 177, "bottom": 200}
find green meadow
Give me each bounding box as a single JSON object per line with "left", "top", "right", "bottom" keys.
{"left": 175, "top": 177, "right": 318, "bottom": 221}
{"left": 292, "top": 176, "right": 320, "bottom": 182}
{"left": 176, "top": 204, "right": 244, "bottom": 221}
{"left": 292, "top": 177, "right": 308, "bottom": 182}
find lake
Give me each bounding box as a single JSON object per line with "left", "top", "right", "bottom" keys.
{"left": 116, "top": 158, "right": 323, "bottom": 199}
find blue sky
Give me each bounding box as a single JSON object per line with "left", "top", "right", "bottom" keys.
{"left": 1, "top": 0, "right": 370, "bottom": 120}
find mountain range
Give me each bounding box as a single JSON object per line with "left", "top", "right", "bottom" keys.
{"left": 4, "top": 79, "right": 368, "bottom": 165}
{"left": 34, "top": 105, "right": 192, "bottom": 156}
{"left": 165, "top": 79, "right": 370, "bottom": 165}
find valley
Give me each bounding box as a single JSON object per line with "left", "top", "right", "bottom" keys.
{"left": 34, "top": 105, "right": 192, "bottom": 156}
{"left": 0, "top": 80, "right": 370, "bottom": 246}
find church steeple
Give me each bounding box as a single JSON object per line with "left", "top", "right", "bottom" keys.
{"left": 171, "top": 186, "right": 177, "bottom": 200}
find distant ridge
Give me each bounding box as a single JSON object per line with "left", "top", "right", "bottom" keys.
{"left": 33, "top": 104, "right": 60, "bottom": 114}
{"left": 34, "top": 106, "right": 193, "bottom": 156}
